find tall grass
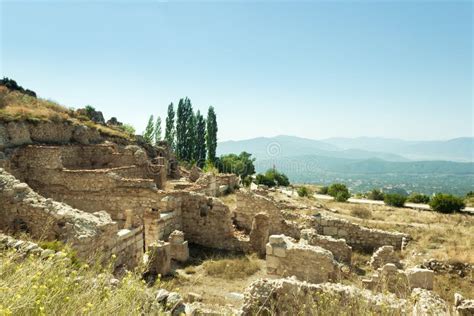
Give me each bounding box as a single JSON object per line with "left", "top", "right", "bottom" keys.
{"left": 0, "top": 249, "right": 164, "bottom": 315}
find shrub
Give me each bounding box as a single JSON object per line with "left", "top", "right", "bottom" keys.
{"left": 319, "top": 186, "right": 329, "bottom": 195}
{"left": 407, "top": 193, "right": 431, "bottom": 204}
{"left": 242, "top": 175, "right": 253, "bottom": 187}
{"left": 217, "top": 152, "right": 256, "bottom": 179}
{"left": 384, "top": 193, "right": 407, "bottom": 207}
{"left": 429, "top": 193, "right": 465, "bottom": 214}
{"left": 297, "top": 186, "right": 313, "bottom": 198}
{"left": 367, "top": 189, "right": 384, "bottom": 201}
{"left": 327, "top": 183, "right": 350, "bottom": 202}
{"left": 255, "top": 169, "right": 290, "bottom": 187}
{"left": 118, "top": 123, "right": 136, "bottom": 135}
{"left": 350, "top": 206, "right": 372, "bottom": 219}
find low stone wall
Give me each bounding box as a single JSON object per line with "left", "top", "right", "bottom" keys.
{"left": 241, "top": 278, "right": 407, "bottom": 316}
{"left": 300, "top": 228, "right": 352, "bottom": 264}
{"left": 112, "top": 227, "right": 144, "bottom": 268}
{"left": 313, "top": 214, "right": 409, "bottom": 252}
{"left": 266, "top": 235, "right": 338, "bottom": 284}
{"left": 144, "top": 197, "right": 182, "bottom": 249}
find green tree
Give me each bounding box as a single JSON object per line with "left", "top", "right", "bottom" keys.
{"left": 255, "top": 168, "right": 290, "bottom": 187}
{"left": 194, "top": 110, "right": 207, "bottom": 167}
{"left": 384, "top": 193, "right": 407, "bottom": 207}
{"left": 154, "top": 116, "right": 162, "bottom": 144}
{"left": 217, "top": 152, "right": 256, "bottom": 179}
{"left": 176, "top": 99, "right": 186, "bottom": 159}
{"left": 206, "top": 106, "right": 218, "bottom": 163}
{"left": 143, "top": 115, "right": 154, "bottom": 144}
{"left": 429, "top": 193, "right": 465, "bottom": 214}
{"left": 327, "top": 183, "right": 350, "bottom": 202}
{"left": 165, "top": 103, "right": 176, "bottom": 150}
{"left": 183, "top": 98, "right": 195, "bottom": 161}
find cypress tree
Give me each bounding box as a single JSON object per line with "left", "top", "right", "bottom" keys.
{"left": 206, "top": 106, "right": 218, "bottom": 163}
{"left": 143, "top": 115, "right": 155, "bottom": 144}
{"left": 195, "top": 110, "right": 207, "bottom": 167}
{"left": 165, "top": 103, "right": 176, "bottom": 150}
{"left": 176, "top": 98, "right": 186, "bottom": 159}
{"left": 154, "top": 116, "right": 162, "bottom": 144}
{"left": 183, "top": 97, "right": 195, "bottom": 161}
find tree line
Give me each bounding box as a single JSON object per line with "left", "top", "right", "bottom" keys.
{"left": 143, "top": 97, "right": 218, "bottom": 167}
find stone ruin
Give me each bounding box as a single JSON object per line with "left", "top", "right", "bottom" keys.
{"left": 1, "top": 120, "right": 471, "bottom": 315}
{"left": 266, "top": 234, "right": 339, "bottom": 284}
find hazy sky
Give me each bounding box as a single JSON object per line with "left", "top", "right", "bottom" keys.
{"left": 1, "top": 1, "right": 472, "bottom": 141}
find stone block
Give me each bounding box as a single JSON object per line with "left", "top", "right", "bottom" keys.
{"left": 323, "top": 227, "right": 337, "bottom": 236}
{"left": 273, "top": 246, "right": 287, "bottom": 258}
{"left": 406, "top": 268, "right": 434, "bottom": 290}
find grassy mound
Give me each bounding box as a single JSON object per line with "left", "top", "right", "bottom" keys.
{"left": 0, "top": 86, "right": 133, "bottom": 140}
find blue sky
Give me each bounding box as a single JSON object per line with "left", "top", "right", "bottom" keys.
{"left": 1, "top": 1, "right": 472, "bottom": 141}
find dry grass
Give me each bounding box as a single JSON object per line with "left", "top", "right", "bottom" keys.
{"left": 350, "top": 205, "right": 372, "bottom": 219}
{"left": 0, "top": 87, "right": 132, "bottom": 140}
{"left": 202, "top": 254, "right": 261, "bottom": 280}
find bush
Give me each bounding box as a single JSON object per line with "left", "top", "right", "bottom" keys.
{"left": 217, "top": 152, "right": 256, "bottom": 179}
{"left": 327, "top": 183, "right": 350, "bottom": 202}
{"left": 319, "top": 186, "right": 329, "bottom": 195}
{"left": 242, "top": 175, "right": 253, "bottom": 187}
{"left": 407, "top": 193, "right": 431, "bottom": 204}
{"left": 429, "top": 193, "right": 465, "bottom": 214}
{"left": 350, "top": 206, "right": 372, "bottom": 219}
{"left": 118, "top": 124, "right": 136, "bottom": 135}
{"left": 367, "top": 189, "right": 384, "bottom": 201}
{"left": 255, "top": 169, "right": 290, "bottom": 187}
{"left": 297, "top": 186, "right": 313, "bottom": 198}
{"left": 384, "top": 193, "right": 407, "bottom": 207}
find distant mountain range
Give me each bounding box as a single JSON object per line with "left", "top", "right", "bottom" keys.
{"left": 217, "top": 135, "right": 474, "bottom": 195}
{"left": 218, "top": 135, "right": 474, "bottom": 162}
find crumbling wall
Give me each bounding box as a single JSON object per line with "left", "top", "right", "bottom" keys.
{"left": 231, "top": 190, "right": 299, "bottom": 238}
{"left": 0, "top": 169, "right": 116, "bottom": 259}
{"left": 266, "top": 235, "right": 338, "bottom": 284}
{"left": 313, "top": 214, "right": 409, "bottom": 252}
{"left": 144, "top": 196, "right": 182, "bottom": 249}
{"left": 300, "top": 228, "right": 352, "bottom": 264}
{"left": 179, "top": 191, "right": 249, "bottom": 252}
{"left": 241, "top": 278, "right": 407, "bottom": 316}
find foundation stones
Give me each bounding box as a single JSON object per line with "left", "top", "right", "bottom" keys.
{"left": 266, "top": 234, "right": 338, "bottom": 284}
{"left": 300, "top": 228, "right": 352, "bottom": 264}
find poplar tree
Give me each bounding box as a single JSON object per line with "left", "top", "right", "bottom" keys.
{"left": 195, "top": 110, "right": 207, "bottom": 167}
{"left": 143, "top": 115, "right": 155, "bottom": 144}
{"left": 176, "top": 98, "right": 186, "bottom": 159}
{"left": 206, "top": 106, "right": 218, "bottom": 163}
{"left": 165, "top": 103, "right": 175, "bottom": 150}
{"left": 184, "top": 98, "right": 195, "bottom": 161}
{"left": 154, "top": 116, "right": 162, "bottom": 144}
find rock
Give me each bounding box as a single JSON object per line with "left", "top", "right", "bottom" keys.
{"left": 155, "top": 289, "right": 170, "bottom": 303}
{"left": 186, "top": 292, "right": 203, "bottom": 303}
{"left": 411, "top": 288, "right": 449, "bottom": 315}
{"left": 406, "top": 268, "right": 434, "bottom": 290}
{"left": 40, "top": 249, "right": 55, "bottom": 259}
{"left": 454, "top": 293, "right": 474, "bottom": 316}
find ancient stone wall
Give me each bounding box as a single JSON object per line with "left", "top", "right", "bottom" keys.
{"left": 300, "top": 228, "right": 352, "bottom": 264}
{"left": 178, "top": 191, "right": 249, "bottom": 252}
{"left": 0, "top": 169, "right": 117, "bottom": 259}
{"left": 231, "top": 190, "right": 299, "bottom": 238}
{"left": 112, "top": 227, "right": 144, "bottom": 269}
{"left": 266, "top": 235, "right": 338, "bottom": 284}
{"left": 313, "top": 214, "right": 409, "bottom": 252}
